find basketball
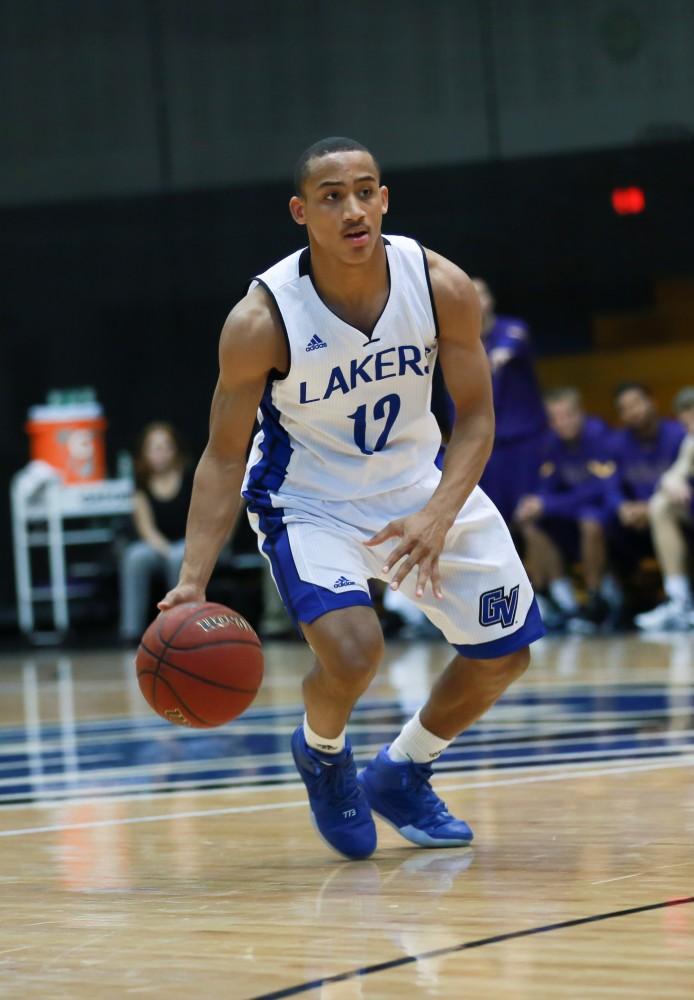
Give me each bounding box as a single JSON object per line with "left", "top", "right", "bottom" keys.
{"left": 135, "top": 602, "right": 264, "bottom": 728}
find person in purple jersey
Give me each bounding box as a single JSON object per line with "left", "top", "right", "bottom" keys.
{"left": 634, "top": 386, "right": 694, "bottom": 632}
{"left": 515, "top": 387, "right": 621, "bottom": 632}
{"left": 473, "top": 279, "right": 547, "bottom": 524}
{"left": 607, "top": 383, "right": 685, "bottom": 589}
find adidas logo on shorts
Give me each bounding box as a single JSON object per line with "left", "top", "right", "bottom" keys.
{"left": 306, "top": 333, "right": 327, "bottom": 352}
{"left": 333, "top": 575, "right": 356, "bottom": 589}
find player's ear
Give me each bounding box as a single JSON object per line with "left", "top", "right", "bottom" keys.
{"left": 380, "top": 185, "right": 389, "bottom": 215}
{"left": 289, "top": 195, "right": 306, "bottom": 226}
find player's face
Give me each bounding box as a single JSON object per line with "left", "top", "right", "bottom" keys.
{"left": 144, "top": 429, "right": 177, "bottom": 473}
{"left": 547, "top": 398, "right": 583, "bottom": 441}
{"left": 616, "top": 389, "right": 655, "bottom": 430}
{"left": 289, "top": 151, "right": 388, "bottom": 264}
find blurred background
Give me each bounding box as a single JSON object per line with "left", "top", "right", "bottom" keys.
{"left": 2, "top": 0, "right": 694, "bottom": 640}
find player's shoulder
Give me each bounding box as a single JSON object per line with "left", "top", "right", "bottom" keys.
{"left": 422, "top": 247, "right": 476, "bottom": 303}
{"left": 420, "top": 248, "right": 481, "bottom": 339}
{"left": 220, "top": 285, "right": 287, "bottom": 377}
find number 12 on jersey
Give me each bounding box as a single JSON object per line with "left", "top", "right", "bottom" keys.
{"left": 348, "top": 393, "right": 401, "bottom": 455}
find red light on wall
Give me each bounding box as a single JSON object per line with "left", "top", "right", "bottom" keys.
{"left": 612, "top": 187, "right": 645, "bottom": 215}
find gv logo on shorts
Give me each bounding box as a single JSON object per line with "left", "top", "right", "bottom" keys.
{"left": 479, "top": 585, "right": 519, "bottom": 629}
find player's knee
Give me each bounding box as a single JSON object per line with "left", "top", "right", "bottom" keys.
{"left": 325, "top": 627, "right": 384, "bottom": 691}
{"left": 484, "top": 647, "right": 530, "bottom": 689}
{"left": 648, "top": 491, "right": 671, "bottom": 520}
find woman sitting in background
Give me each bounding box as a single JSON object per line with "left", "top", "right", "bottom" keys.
{"left": 120, "top": 422, "right": 192, "bottom": 644}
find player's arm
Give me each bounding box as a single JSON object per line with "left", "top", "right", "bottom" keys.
{"left": 158, "top": 288, "right": 287, "bottom": 610}
{"left": 423, "top": 250, "right": 493, "bottom": 517}
{"left": 365, "top": 251, "right": 491, "bottom": 598}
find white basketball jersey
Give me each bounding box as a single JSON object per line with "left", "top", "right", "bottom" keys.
{"left": 242, "top": 235, "right": 442, "bottom": 507}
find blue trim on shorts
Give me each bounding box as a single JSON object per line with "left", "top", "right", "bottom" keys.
{"left": 453, "top": 596, "right": 545, "bottom": 660}
{"left": 250, "top": 505, "right": 374, "bottom": 627}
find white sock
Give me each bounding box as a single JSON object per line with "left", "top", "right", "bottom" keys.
{"left": 549, "top": 577, "right": 578, "bottom": 613}
{"left": 664, "top": 575, "right": 692, "bottom": 606}
{"left": 387, "top": 711, "right": 451, "bottom": 764}
{"left": 303, "top": 714, "right": 345, "bottom": 755}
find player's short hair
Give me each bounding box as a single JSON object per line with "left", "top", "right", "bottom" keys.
{"left": 673, "top": 386, "right": 694, "bottom": 413}
{"left": 543, "top": 386, "right": 582, "bottom": 406}
{"left": 293, "top": 136, "right": 380, "bottom": 195}
{"left": 613, "top": 381, "right": 651, "bottom": 402}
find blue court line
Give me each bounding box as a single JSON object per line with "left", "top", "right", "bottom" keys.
{"left": 252, "top": 896, "right": 694, "bottom": 999}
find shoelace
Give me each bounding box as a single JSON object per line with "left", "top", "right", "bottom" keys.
{"left": 311, "top": 752, "right": 362, "bottom": 808}
{"left": 405, "top": 762, "right": 452, "bottom": 820}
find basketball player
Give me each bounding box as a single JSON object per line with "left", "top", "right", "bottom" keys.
{"left": 159, "top": 137, "right": 545, "bottom": 860}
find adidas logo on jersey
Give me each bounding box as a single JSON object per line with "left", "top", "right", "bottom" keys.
{"left": 306, "top": 334, "right": 327, "bottom": 352}
{"left": 333, "top": 575, "right": 356, "bottom": 589}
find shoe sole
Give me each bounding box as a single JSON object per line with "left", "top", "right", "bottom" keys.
{"left": 369, "top": 805, "right": 473, "bottom": 849}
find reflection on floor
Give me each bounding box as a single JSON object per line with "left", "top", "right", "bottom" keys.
{"left": 0, "top": 633, "right": 692, "bottom": 805}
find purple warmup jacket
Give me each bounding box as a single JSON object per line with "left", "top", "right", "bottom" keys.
{"left": 485, "top": 316, "right": 546, "bottom": 443}
{"left": 538, "top": 416, "right": 617, "bottom": 522}
{"left": 607, "top": 419, "right": 686, "bottom": 513}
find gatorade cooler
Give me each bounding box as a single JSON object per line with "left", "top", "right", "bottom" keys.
{"left": 25, "top": 403, "right": 107, "bottom": 483}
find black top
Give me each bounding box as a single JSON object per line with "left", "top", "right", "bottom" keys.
{"left": 141, "top": 469, "right": 192, "bottom": 542}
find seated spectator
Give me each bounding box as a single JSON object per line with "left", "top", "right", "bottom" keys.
{"left": 635, "top": 387, "right": 694, "bottom": 631}
{"left": 119, "top": 422, "right": 192, "bottom": 643}
{"left": 607, "top": 383, "right": 685, "bottom": 604}
{"left": 515, "top": 387, "right": 620, "bottom": 632}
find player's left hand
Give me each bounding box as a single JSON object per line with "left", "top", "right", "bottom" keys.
{"left": 364, "top": 511, "right": 450, "bottom": 599}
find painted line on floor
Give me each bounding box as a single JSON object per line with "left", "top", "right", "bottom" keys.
{"left": 0, "top": 754, "right": 691, "bottom": 838}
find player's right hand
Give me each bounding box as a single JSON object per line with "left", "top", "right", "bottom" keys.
{"left": 157, "top": 583, "right": 206, "bottom": 612}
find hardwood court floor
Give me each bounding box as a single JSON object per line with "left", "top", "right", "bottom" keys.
{"left": 0, "top": 633, "right": 692, "bottom": 998}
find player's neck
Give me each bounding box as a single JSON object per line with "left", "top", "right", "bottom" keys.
{"left": 308, "top": 238, "right": 389, "bottom": 311}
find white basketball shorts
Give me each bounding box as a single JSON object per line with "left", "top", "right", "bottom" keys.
{"left": 246, "top": 482, "right": 544, "bottom": 658}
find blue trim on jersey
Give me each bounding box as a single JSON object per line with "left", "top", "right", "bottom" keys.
{"left": 252, "top": 506, "right": 374, "bottom": 627}
{"left": 453, "top": 596, "right": 545, "bottom": 660}
{"left": 243, "top": 379, "right": 293, "bottom": 503}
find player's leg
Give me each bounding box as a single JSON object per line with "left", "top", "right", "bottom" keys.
{"left": 301, "top": 605, "right": 384, "bottom": 739}
{"left": 246, "top": 508, "right": 380, "bottom": 859}
{"left": 635, "top": 491, "right": 693, "bottom": 630}
{"left": 359, "top": 486, "right": 544, "bottom": 848}
{"left": 418, "top": 646, "right": 529, "bottom": 738}
{"left": 291, "top": 606, "right": 383, "bottom": 860}
{"left": 358, "top": 647, "right": 528, "bottom": 848}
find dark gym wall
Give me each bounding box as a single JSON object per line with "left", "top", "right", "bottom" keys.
{"left": 3, "top": 0, "right": 694, "bottom": 615}
{"left": 2, "top": 0, "right": 693, "bottom": 206}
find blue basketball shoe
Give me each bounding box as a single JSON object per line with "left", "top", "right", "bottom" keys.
{"left": 291, "top": 727, "right": 377, "bottom": 860}
{"left": 358, "top": 748, "right": 473, "bottom": 848}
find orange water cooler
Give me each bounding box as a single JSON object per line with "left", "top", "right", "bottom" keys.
{"left": 25, "top": 402, "right": 107, "bottom": 483}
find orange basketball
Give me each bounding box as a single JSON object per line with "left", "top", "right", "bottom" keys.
{"left": 135, "top": 602, "right": 263, "bottom": 728}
